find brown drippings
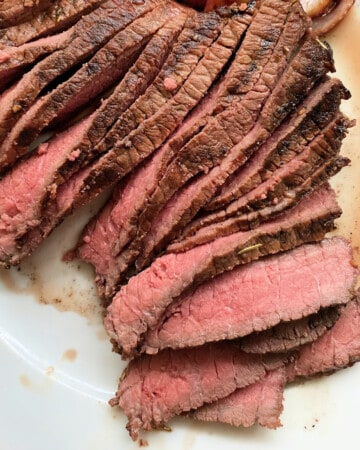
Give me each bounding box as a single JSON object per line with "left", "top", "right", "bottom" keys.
{"left": 61, "top": 349, "right": 78, "bottom": 362}
{"left": 18, "top": 373, "right": 53, "bottom": 393}
{"left": 19, "top": 375, "right": 31, "bottom": 388}
{"left": 0, "top": 194, "right": 109, "bottom": 323}
{"left": 45, "top": 366, "right": 55, "bottom": 376}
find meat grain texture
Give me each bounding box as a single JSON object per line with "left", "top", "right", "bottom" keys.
{"left": 0, "top": 0, "right": 358, "bottom": 444}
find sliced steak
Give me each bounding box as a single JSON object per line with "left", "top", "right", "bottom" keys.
{"left": 128, "top": 37, "right": 335, "bottom": 272}
{"left": 206, "top": 77, "right": 350, "bottom": 211}
{"left": 150, "top": 37, "right": 334, "bottom": 220}
{"left": 110, "top": 341, "right": 286, "bottom": 440}
{"left": 143, "top": 237, "right": 356, "bottom": 354}
{"left": 209, "top": 0, "right": 310, "bottom": 114}
{"left": 179, "top": 113, "right": 351, "bottom": 237}
{"left": 71, "top": 0, "right": 306, "bottom": 272}
{"left": 191, "top": 367, "right": 287, "bottom": 429}
{"left": 137, "top": 112, "right": 350, "bottom": 268}
{"left": 0, "top": 6, "right": 249, "bottom": 266}
{"left": 111, "top": 12, "right": 317, "bottom": 275}
{"left": 174, "top": 159, "right": 349, "bottom": 251}
{"left": 50, "top": 14, "right": 189, "bottom": 181}
{"left": 0, "top": 15, "right": 188, "bottom": 267}
{"left": 0, "top": 30, "right": 71, "bottom": 92}
{"left": 0, "top": 0, "right": 106, "bottom": 47}
{"left": 240, "top": 306, "right": 342, "bottom": 354}
{"left": 0, "top": 4, "right": 179, "bottom": 171}
{"left": 104, "top": 185, "right": 341, "bottom": 359}
{"left": 98, "top": 0, "right": 294, "bottom": 158}
{"left": 0, "top": 0, "right": 167, "bottom": 150}
{"left": 0, "top": 0, "right": 55, "bottom": 28}
{"left": 73, "top": 8, "right": 256, "bottom": 298}
{"left": 77, "top": 0, "right": 298, "bottom": 191}
{"left": 75, "top": 6, "right": 253, "bottom": 198}
{"left": 287, "top": 294, "right": 360, "bottom": 380}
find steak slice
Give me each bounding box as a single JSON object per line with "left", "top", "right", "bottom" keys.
{"left": 137, "top": 111, "right": 350, "bottom": 269}
{"left": 74, "top": 6, "right": 253, "bottom": 199}
{"left": 104, "top": 185, "right": 341, "bottom": 359}
{"left": 143, "top": 238, "right": 356, "bottom": 354}
{"left": 0, "top": 3, "right": 179, "bottom": 171}
{"left": 173, "top": 160, "right": 349, "bottom": 252}
{"left": 110, "top": 341, "right": 286, "bottom": 440}
{"left": 0, "top": 0, "right": 56, "bottom": 28}
{"left": 73, "top": 8, "right": 256, "bottom": 298}
{"left": 206, "top": 77, "right": 350, "bottom": 211}
{"left": 75, "top": 0, "right": 299, "bottom": 193}
{"left": 240, "top": 306, "right": 342, "bottom": 354}
{"left": 127, "top": 37, "right": 335, "bottom": 273}
{"left": 0, "top": 6, "right": 249, "bottom": 267}
{"left": 191, "top": 367, "right": 287, "bottom": 429}
{"left": 110, "top": 12, "right": 317, "bottom": 276}
{"left": 0, "top": 30, "right": 71, "bottom": 92}
{"left": 149, "top": 37, "right": 334, "bottom": 222}
{"left": 0, "top": 15, "right": 188, "bottom": 267}
{"left": 194, "top": 296, "right": 360, "bottom": 430}
{"left": 0, "top": 0, "right": 167, "bottom": 150}
{"left": 0, "top": 0, "right": 106, "bottom": 47}
{"left": 287, "top": 294, "right": 360, "bottom": 380}
{"left": 178, "top": 112, "right": 351, "bottom": 238}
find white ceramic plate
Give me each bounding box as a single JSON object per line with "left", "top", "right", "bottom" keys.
{"left": 1, "top": 5, "right": 360, "bottom": 449}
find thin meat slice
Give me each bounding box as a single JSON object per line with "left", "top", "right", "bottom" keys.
{"left": 0, "top": 30, "right": 71, "bottom": 92}
{"left": 240, "top": 306, "right": 342, "bottom": 354}
{"left": 2, "top": 3, "right": 225, "bottom": 171}
{"left": 110, "top": 341, "right": 286, "bottom": 440}
{"left": 143, "top": 237, "right": 356, "bottom": 354}
{"left": 75, "top": 6, "right": 252, "bottom": 199}
{"left": 104, "top": 185, "right": 341, "bottom": 359}
{"left": 173, "top": 159, "right": 349, "bottom": 252}
{"left": 0, "top": 6, "right": 247, "bottom": 267}
{"left": 0, "top": 0, "right": 56, "bottom": 28}
{"left": 152, "top": 38, "right": 334, "bottom": 213}
{"left": 287, "top": 294, "right": 360, "bottom": 380}
{"left": 179, "top": 113, "right": 351, "bottom": 238}
{"left": 0, "top": 4, "right": 179, "bottom": 171}
{"left": 137, "top": 111, "right": 350, "bottom": 269}
{"left": 73, "top": 0, "right": 298, "bottom": 195}
{"left": 191, "top": 367, "right": 287, "bottom": 429}
{"left": 154, "top": 39, "right": 332, "bottom": 207}
{"left": 74, "top": 0, "right": 295, "bottom": 288}
{"left": 206, "top": 77, "right": 350, "bottom": 211}
{"left": 97, "top": 0, "right": 293, "bottom": 158}
{"left": 0, "top": 0, "right": 106, "bottom": 47}
{"left": 0, "top": 0, "right": 167, "bottom": 150}
{"left": 172, "top": 169, "right": 345, "bottom": 254}
{"left": 73, "top": 9, "right": 256, "bottom": 299}
{"left": 0, "top": 15, "right": 188, "bottom": 267}
{"left": 194, "top": 296, "right": 360, "bottom": 432}
{"left": 116, "top": 15, "right": 319, "bottom": 275}
{"left": 75, "top": 76, "right": 345, "bottom": 301}
{"left": 212, "top": 0, "right": 310, "bottom": 113}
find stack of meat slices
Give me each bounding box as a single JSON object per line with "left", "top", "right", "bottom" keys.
{"left": 0, "top": 0, "right": 358, "bottom": 442}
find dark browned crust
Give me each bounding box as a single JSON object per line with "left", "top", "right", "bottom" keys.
{"left": 240, "top": 306, "right": 342, "bottom": 354}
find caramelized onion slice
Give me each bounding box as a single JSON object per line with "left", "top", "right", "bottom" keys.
{"left": 301, "top": 0, "right": 334, "bottom": 17}
{"left": 306, "top": 0, "right": 355, "bottom": 35}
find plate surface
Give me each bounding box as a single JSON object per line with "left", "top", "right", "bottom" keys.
{"left": 1, "top": 5, "right": 360, "bottom": 450}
